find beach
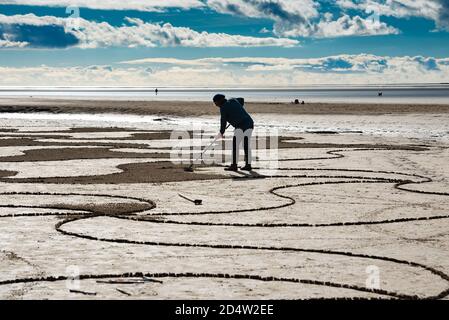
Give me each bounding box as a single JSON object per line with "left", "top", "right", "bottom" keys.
{"left": 0, "top": 98, "right": 448, "bottom": 299}
{"left": 1, "top": 97, "right": 449, "bottom": 116}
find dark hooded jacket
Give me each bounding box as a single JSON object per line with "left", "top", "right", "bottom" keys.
{"left": 220, "top": 98, "right": 254, "bottom": 134}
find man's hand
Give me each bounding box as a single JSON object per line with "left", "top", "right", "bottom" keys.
{"left": 215, "top": 133, "right": 224, "bottom": 140}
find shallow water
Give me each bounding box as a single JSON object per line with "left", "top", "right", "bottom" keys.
{"left": 1, "top": 85, "right": 449, "bottom": 104}
{"left": 1, "top": 112, "right": 448, "bottom": 143}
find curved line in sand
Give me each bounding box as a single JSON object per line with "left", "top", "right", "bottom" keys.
{"left": 0, "top": 144, "right": 447, "bottom": 299}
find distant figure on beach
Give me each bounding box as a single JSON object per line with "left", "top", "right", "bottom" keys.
{"left": 294, "top": 99, "right": 305, "bottom": 105}
{"left": 155, "top": 88, "right": 158, "bottom": 95}
{"left": 378, "top": 91, "right": 383, "bottom": 97}
{"left": 213, "top": 94, "right": 254, "bottom": 172}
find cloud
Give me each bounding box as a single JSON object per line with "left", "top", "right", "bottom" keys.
{"left": 0, "top": 39, "right": 28, "bottom": 47}
{"left": 0, "top": 14, "right": 299, "bottom": 48}
{"left": 205, "top": 0, "right": 449, "bottom": 37}
{"left": 0, "top": 0, "right": 204, "bottom": 11}
{"left": 115, "top": 54, "right": 449, "bottom": 87}
{"left": 0, "top": 21, "right": 79, "bottom": 48}
{"left": 336, "top": 0, "right": 440, "bottom": 19}
{"left": 0, "top": 29, "right": 28, "bottom": 47}
{"left": 121, "top": 58, "right": 213, "bottom": 66}
{"left": 121, "top": 55, "right": 393, "bottom": 73}
{"left": 205, "top": 0, "right": 399, "bottom": 37}
{"left": 336, "top": 0, "right": 449, "bottom": 31}
{"left": 413, "top": 56, "right": 440, "bottom": 71}
{"left": 284, "top": 13, "right": 399, "bottom": 38}
{"left": 435, "top": 0, "right": 449, "bottom": 30}
{"left": 2, "top": 54, "right": 448, "bottom": 87}
{"left": 206, "top": 0, "right": 318, "bottom": 35}
{"left": 205, "top": 0, "right": 318, "bottom": 37}
{"left": 2, "top": 0, "right": 449, "bottom": 36}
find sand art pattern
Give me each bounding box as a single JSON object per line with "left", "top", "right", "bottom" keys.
{"left": 0, "top": 125, "right": 448, "bottom": 299}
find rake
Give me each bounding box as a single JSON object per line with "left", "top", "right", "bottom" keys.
{"left": 184, "top": 124, "right": 230, "bottom": 172}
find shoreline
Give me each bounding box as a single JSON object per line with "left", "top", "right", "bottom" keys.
{"left": 1, "top": 98, "right": 449, "bottom": 117}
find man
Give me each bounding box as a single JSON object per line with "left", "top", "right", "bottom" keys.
{"left": 213, "top": 94, "right": 254, "bottom": 171}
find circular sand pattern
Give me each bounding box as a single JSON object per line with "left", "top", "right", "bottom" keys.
{"left": 0, "top": 127, "right": 448, "bottom": 299}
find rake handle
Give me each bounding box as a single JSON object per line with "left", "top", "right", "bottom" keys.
{"left": 193, "top": 123, "right": 231, "bottom": 163}
{"left": 178, "top": 193, "right": 194, "bottom": 203}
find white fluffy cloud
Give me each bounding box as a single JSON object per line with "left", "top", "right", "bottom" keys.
{"left": 121, "top": 54, "right": 447, "bottom": 75}
{"left": 0, "top": 0, "right": 204, "bottom": 11}
{"left": 1, "top": 0, "right": 449, "bottom": 36}
{"left": 122, "top": 58, "right": 213, "bottom": 66}
{"left": 336, "top": 0, "right": 449, "bottom": 30}
{"left": 336, "top": 0, "right": 440, "bottom": 19}
{"left": 0, "top": 0, "right": 409, "bottom": 39}
{"left": 205, "top": 0, "right": 399, "bottom": 37}
{"left": 2, "top": 54, "right": 442, "bottom": 87}
{"left": 0, "top": 31, "right": 28, "bottom": 47}
{"left": 0, "top": 14, "right": 299, "bottom": 48}
{"left": 283, "top": 13, "right": 399, "bottom": 38}
{"left": 206, "top": 0, "right": 318, "bottom": 37}
{"left": 434, "top": 0, "right": 449, "bottom": 30}
{"left": 0, "top": 39, "right": 28, "bottom": 47}
{"left": 205, "top": 0, "right": 448, "bottom": 37}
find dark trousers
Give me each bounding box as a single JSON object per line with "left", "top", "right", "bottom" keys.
{"left": 232, "top": 126, "right": 253, "bottom": 165}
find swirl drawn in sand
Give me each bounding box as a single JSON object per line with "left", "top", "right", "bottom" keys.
{"left": 0, "top": 127, "right": 447, "bottom": 299}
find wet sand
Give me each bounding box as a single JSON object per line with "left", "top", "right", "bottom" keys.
{"left": 1, "top": 98, "right": 449, "bottom": 116}
{"left": 0, "top": 103, "right": 448, "bottom": 300}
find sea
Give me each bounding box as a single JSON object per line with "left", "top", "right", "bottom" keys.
{"left": 1, "top": 84, "right": 449, "bottom": 104}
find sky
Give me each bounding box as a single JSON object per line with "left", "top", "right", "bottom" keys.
{"left": 0, "top": 0, "right": 448, "bottom": 87}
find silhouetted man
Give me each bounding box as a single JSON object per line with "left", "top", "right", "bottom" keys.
{"left": 213, "top": 94, "right": 254, "bottom": 171}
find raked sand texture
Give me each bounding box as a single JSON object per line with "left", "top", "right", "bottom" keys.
{"left": 0, "top": 112, "right": 448, "bottom": 300}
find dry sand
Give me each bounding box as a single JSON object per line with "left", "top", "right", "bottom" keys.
{"left": 0, "top": 101, "right": 448, "bottom": 300}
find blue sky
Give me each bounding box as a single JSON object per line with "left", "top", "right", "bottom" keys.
{"left": 0, "top": 0, "right": 448, "bottom": 86}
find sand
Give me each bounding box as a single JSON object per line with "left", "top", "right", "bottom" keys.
{"left": 1, "top": 97, "right": 449, "bottom": 116}
{"left": 0, "top": 101, "right": 448, "bottom": 300}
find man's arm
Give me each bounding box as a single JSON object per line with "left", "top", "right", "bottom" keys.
{"left": 220, "top": 108, "right": 227, "bottom": 135}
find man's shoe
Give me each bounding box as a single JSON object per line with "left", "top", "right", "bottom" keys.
{"left": 224, "top": 164, "right": 239, "bottom": 172}
{"left": 240, "top": 164, "right": 252, "bottom": 171}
